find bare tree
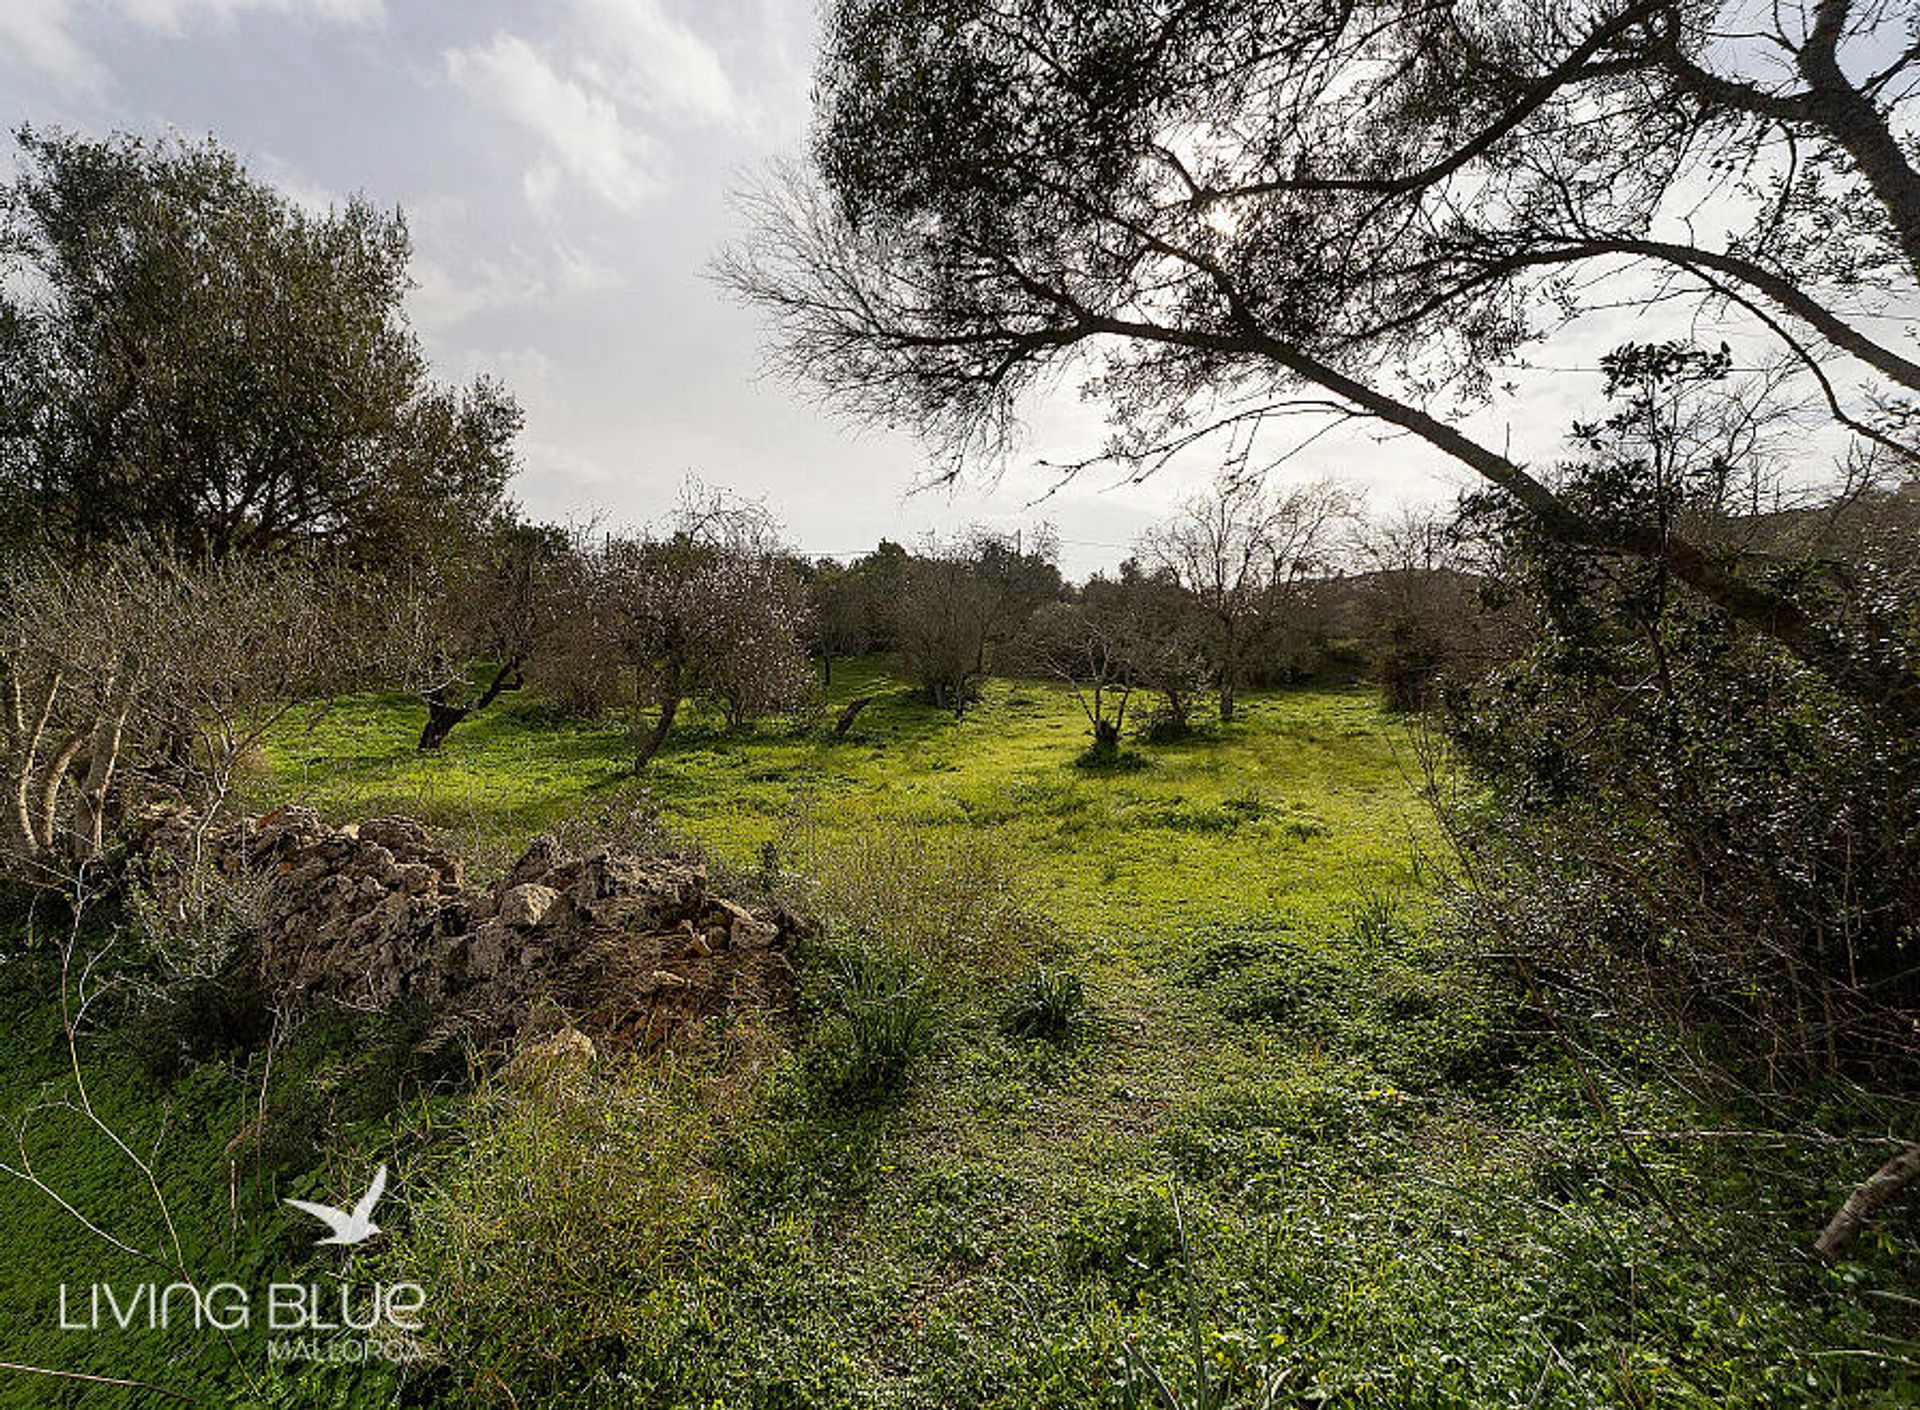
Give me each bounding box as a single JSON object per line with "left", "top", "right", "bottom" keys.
{"left": 1106, "top": 564, "right": 1212, "bottom": 737}
{"left": 1353, "top": 507, "right": 1502, "bottom": 708}
{"left": 0, "top": 542, "right": 391, "bottom": 883}
{"left": 894, "top": 527, "right": 1061, "bottom": 715}
{"left": 405, "top": 518, "right": 573, "bottom": 751}
{"left": 1140, "top": 476, "right": 1356, "bottom": 720}
{"left": 1024, "top": 596, "right": 1136, "bottom": 756}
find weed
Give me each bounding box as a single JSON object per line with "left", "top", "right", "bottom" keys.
{"left": 998, "top": 966, "right": 1091, "bottom": 1043}
{"left": 807, "top": 940, "right": 942, "bottom": 1103}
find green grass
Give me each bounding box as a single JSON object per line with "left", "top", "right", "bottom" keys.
{"left": 2, "top": 658, "right": 1914, "bottom": 1407}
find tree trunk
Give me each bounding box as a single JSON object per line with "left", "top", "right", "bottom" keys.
{"left": 831, "top": 694, "right": 876, "bottom": 738}
{"left": 635, "top": 691, "right": 680, "bottom": 770}
{"left": 1091, "top": 718, "right": 1121, "bottom": 753}
{"left": 417, "top": 700, "right": 468, "bottom": 752}
{"left": 416, "top": 656, "right": 525, "bottom": 752}
{"left": 1814, "top": 1141, "right": 1920, "bottom": 1262}
{"left": 1218, "top": 679, "right": 1236, "bottom": 723}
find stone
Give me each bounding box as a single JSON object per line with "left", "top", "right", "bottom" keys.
{"left": 498, "top": 883, "right": 561, "bottom": 929}
{"left": 140, "top": 806, "right": 800, "bottom": 1051}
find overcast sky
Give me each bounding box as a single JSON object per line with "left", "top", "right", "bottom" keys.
{"left": 1, "top": 0, "right": 1847, "bottom": 576}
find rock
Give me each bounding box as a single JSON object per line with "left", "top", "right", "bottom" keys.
{"left": 498, "top": 882, "right": 561, "bottom": 930}
{"left": 140, "top": 807, "right": 800, "bottom": 1052}
{"left": 468, "top": 920, "right": 511, "bottom": 977}
{"left": 508, "top": 834, "right": 568, "bottom": 886}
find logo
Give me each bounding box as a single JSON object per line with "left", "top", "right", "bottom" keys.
{"left": 284, "top": 1164, "right": 388, "bottom": 1246}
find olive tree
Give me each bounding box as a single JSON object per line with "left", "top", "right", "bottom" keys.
{"left": 0, "top": 127, "right": 518, "bottom": 565}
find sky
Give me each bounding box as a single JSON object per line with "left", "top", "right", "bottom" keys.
{"left": 0, "top": 0, "right": 1880, "bottom": 576}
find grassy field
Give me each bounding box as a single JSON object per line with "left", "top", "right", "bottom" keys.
{"left": 0, "top": 660, "right": 1912, "bottom": 1407}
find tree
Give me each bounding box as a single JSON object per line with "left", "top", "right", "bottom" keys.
{"left": 1024, "top": 594, "right": 1136, "bottom": 756}
{"left": 721, "top": 0, "right": 1920, "bottom": 720}
{"left": 0, "top": 127, "right": 518, "bottom": 564}
{"left": 1353, "top": 508, "right": 1500, "bottom": 709}
{"left": 548, "top": 490, "right": 811, "bottom": 770}
{"left": 1140, "top": 475, "right": 1355, "bottom": 720}
{"left": 895, "top": 527, "right": 1061, "bottom": 714}
{"left": 404, "top": 517, "right": 572, "bottom": 751}
{"left": 1105, "top": 561, "right": 1211, "bottom": 737}
{"left": 0, "top": 542, "right": 392, "bottom": 881}
{"left": 807, "top": 560, "right": 871, "bottom": 686}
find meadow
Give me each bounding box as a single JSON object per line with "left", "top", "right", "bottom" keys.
{"left": 0, "top": 662, "right": 1911, "bottom": 1407}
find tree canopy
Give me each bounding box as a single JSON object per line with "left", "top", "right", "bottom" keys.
{"left": 0, "top": 127, "right": 519, "bottom": 563}
{"left": 723, "top": 0, "right": 1920, "bottom": 715}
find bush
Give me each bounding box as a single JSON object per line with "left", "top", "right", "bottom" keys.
{"left": 392, "top": 1032, "right": 773, "bottom": 1398}
{"left": 794, "top": 820, "right": 1050, "bottom": 989}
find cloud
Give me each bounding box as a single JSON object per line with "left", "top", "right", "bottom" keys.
{"left": 442, "top": 2, "right": 754, "bottom": 215}
{"left": 445, "top": 32, "right": 659, "bottom": 214}
{"left": 1, "top": 0, "right": 382, "bottom": 95}
{"left": 569, "top": 0, "right": 739, "bottom": 126}
{"left": 118, "top": 0, "right": 385, "bottom": 34}
{"left": 0, "top": 1, "right": 108, "bottom": 95}
{"left": 409, "top": 243, "right": 625, "bottom": 334}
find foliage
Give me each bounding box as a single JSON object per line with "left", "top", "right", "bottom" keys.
{"left": 1443, "top": 348, "right": 1920, "bottom": 1084}
{"left": 6, "top": 669, "right": 1917, "bottom": 1406}
{"left": 723, "top": 0, "right": 1920, "bottom": 716}
{"left": 894, "top": 526, "right": 1063, "bottom": 714}
{"left": 1140, "top": 475, "right": 1359, "bottom": 721}
{"left": 805, "top": 937, "right": 943, "bottom": 1103}
{"left": 401, "top": 516, "right": 574, "bottom": 750}
{"left": 538, "top": 485, "right": 812, "bottom": 768}
{"left": 393, "top": 1039, "right": 762, "bottom": 1396}
{"left": 0, "top": 127, "right": 517, "bottom": 565}
{"left": 998, "top": 965, "right": 1091, "bottom": 1044}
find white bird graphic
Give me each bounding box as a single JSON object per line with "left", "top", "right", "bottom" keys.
{"left": 284, "top": 1164, "right": 388, "bottom": 1246}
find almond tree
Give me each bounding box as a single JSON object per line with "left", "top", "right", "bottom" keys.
{"left": 552, "top": 490, "right": 811, "bottom": 769}
{"left": 1140, "top": 476, "right": 1356, "bottom": 720}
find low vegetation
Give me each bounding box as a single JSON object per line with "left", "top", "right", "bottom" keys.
{"left": 2, "top": 664, "right": 1915, "bottom": 1406}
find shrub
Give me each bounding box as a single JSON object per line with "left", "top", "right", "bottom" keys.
{"left": 794, "top": 820, "right": 1050, "bottom": 989}
{"left": 392, "top": 1032, "right": 772, "bottom": 1398}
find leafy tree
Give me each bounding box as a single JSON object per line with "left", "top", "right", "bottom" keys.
{"left": 722, "top": 0, "right": 1920, "bottom": 719}
{"left": 0, "top": 127, "right": 518, "bottom": 564}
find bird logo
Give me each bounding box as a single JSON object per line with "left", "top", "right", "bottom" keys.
{"left": 284, "top": 1164, "right": 388, "bottom": 1246}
